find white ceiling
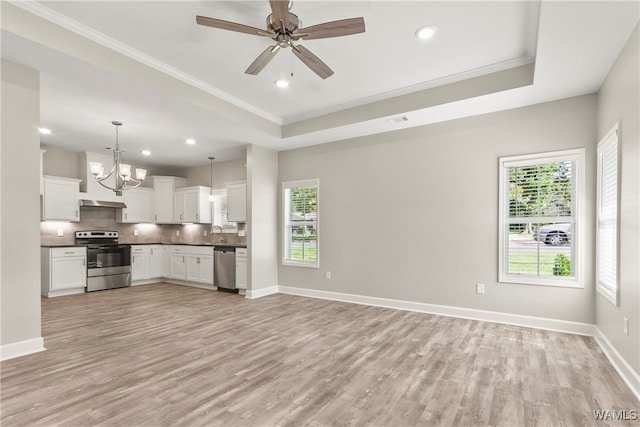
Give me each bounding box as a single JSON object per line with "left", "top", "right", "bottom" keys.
{"left": 1, "top": 1, "right": 638, "bottom": 168}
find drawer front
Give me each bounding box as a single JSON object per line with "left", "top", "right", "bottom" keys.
{"left": 131, "top": 246, "right": 148, "bottom": 254}
{"left": 170, "top": 246, "right": 187, "bottom": 254}
{"left": 236, "top": 248, "right": 247, "bottom": 258}
{"left": 187, "top": 246, "right": 213, "bottom": 256}
{"left": 51, "top": 247, "right": 86, "bottom": 258}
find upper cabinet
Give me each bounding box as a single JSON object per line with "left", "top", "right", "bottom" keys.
{"left": 118, "top": 187, "right": 154, "bottom": 223}
{"left": 42, "top": 176, "right": 81, "bottom": 221}
{"left": 227, "top": 182, "right": 246, "bottom": 223}
{"left": 174, "top": 186, "right": 212, "bottom": 223}
{"left": 148, "top": 176, "right": 185, "bottom": 224}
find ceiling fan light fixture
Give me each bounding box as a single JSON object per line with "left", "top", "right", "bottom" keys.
{"left": 415, "top": 25, "right": 436, "bottom": 40}
{"left": 275, "top": 79, "right": 289, "bottom": 88}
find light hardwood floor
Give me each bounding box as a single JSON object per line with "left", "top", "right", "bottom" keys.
{"left": 1, "top": 283, "right": 637, "bottom": 426}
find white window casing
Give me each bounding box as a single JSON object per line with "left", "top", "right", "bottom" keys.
{"left": 282, "top": 178, "right": 319, "bottom": 268}
{"left": 498, "top": 148, "right": 585, "bottom": 287}
{"left": 596, "top": 125, "right": 619, "bottom": 305}
{"left": 212, "top": 189, "right": 237, "bottom": 231}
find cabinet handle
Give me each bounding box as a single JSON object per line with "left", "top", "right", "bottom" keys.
{"left": 196, "top": 213, "right": 199, "bottom": 220}
{"left": 64, "top": 251, "right": 74, "bottom": 254}
{"left": 151, "top": 249, "right": 154, "bottom": 255}
{"left": 155, "top": 214, "right": 157, "bottom": 221}
{"left": 197, "top": 257, "right": 200, "bottom": 264}
{"left": 182, "top": 256, "right": 185, "bottom": 263}
{"left": 180, "top": 214, "right": 183, "bottom": 220}
{"left": 83, "top": 259, "right": 85, "bottom": 266}
{"left": 75, "top": 210, "right": 78, "bottom": 217}
{"left": 125, "top": 213, "right": 128, "bottom": 220}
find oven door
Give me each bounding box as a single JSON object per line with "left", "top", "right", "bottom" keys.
{"left": 86, "top": 244, "right": 131, "bottom": 277}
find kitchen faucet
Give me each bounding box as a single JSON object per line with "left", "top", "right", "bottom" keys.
{"left": 211, "top": 225, "right": 225, "bottom": 243}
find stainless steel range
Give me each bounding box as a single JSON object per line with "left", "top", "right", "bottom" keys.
{"left": 75, "top": 231, "right": 131, "bottom": 292}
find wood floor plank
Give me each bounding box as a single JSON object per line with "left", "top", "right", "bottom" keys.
{"left": 1, "top": 283, "right": 637, "bottom": 426}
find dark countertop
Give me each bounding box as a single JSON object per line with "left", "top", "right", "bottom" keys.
{"left": 125, "top": 243, "right": 247, "bottom": 248}
{"left": 42, "top": 243, "right": 247, "bottom": 248}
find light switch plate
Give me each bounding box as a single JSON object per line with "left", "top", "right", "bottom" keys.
{"left": 57, "top": 229, "right": 64, "bottom": 237}
{"left": 133, "top": 229, "right": 139, "bottom": 236}
{"left": 238, "top": 230, "right": 245, "bottom": 237}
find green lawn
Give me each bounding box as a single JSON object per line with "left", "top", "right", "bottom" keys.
{"left": 290, "top": 246, "right": 317, "bottom": 262}
{"left": 508, "top": 250, "right": 566, "bottom": 276}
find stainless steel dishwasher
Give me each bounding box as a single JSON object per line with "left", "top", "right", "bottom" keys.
{"left": 214, "top": 246, "right": 237, "bottom": 292}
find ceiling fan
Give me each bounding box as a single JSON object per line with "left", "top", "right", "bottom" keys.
{"left": 196, "top": 0, "right": 365, "bottom": 79}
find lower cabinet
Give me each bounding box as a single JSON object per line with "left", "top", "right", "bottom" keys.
{"left": 131, "top": 245, "right": 168, "bottom": 283}
{"left": 185, "top": 247, "right": 214, "bottom": 285}
{"left": 130, "top": 244, "right": 237, "bottom": 289}
{"left": 236, "top": 247, "right": 247, "bottom": 290}
{"left": 41, "top": 246, "right": 87, "bottom": 297}
{"left": 149, "top": 245, "right": 167, "bottom": 278}
{"left": 131, "top": 245, "right": 150, "bottom": 281}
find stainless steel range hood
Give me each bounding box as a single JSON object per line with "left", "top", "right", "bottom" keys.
{"left": 80, "top": 199, "right": 127, "bottom": 209}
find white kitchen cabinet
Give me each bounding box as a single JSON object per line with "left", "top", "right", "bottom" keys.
{"left": 119, "top": 188, "right": 154, "bottom": 223}
{"left": 41, "top": 246, "right": 87, "bottom": 297}
{"left": 227, "top": 182, "right": 247, "bottom": 223}
{"left": 149, "top": 245, "right": 167, "bottom": 278}
{"left": 149, "top": 176, "right": 185, "bottom": 224}
{"left": 169, "top": 245, "right": 187, "bottom": 280}
{"left": 185, "top": 246, "right": 214, "bottom": 285}
{"left": 236, "top": 247, "right": 247, "bottom": 290}
{"left": 174, "top": 186, "right": 212, "bottom": 224}
{"left": 42, "top": 176, "right": 81, "bottom": 221}
{"left": 131, "top": 245, "right": 150, "bottom": 280}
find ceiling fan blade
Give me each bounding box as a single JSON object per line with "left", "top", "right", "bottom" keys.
{"left": 269, "top": 0, "right": 290, "bottom": 31}
{"left": 196, "top": 15, "right": 273, "bottom": 37}
{"left": 292, "top": 44, "right": 334, "bottom": 79}
{"left": 293, "top": 17, "right": 365, "bottom": 40}
{"left": 245, "top": 45, "right": 281, "bottom": 75}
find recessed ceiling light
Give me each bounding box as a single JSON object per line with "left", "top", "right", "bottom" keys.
{"left": 386, "top": 116, "right": 409, "bottom": 124}
{"left": 38, "top": 128, "right": 52, "bottom": 135}
{"left": 275, "top": 79, "right": 289, "bottom": 88}
{"left": 141, "top": 150, "right": 151, "bottom": 156}
{"left": 415, "top": 25, "right": 436, "bottom": 40}
{"left": 185, "top": 138, "right": 196, "bottom": 145}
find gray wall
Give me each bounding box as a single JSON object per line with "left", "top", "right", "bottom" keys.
{"left": 178, "top": 158, "right": 246, "bottom": 188}
{"left": 278, "top": 94, "right": 598, "bottom": 324}
{"left": 596, "top": 24, "right": 640, "bottom": 374}
{"left": 1, "top": 60, "right": 42, "bottom": 346}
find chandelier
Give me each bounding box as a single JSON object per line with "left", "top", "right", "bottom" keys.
{"left": 89, "top": 121, "right": 147, "bottom": 196}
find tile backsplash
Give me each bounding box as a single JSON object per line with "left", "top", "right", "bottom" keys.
{"left": 41, "top": 207, "right": 247, "bottom": 246}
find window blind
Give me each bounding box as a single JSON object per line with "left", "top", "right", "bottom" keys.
{"left": 596, "top": 128, "right": 618, "bottom": 303}
{"left": 212, "top": 189, "right": 236, "bottom": 229}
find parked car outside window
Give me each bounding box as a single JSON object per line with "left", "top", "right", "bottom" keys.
{"left": 534, "top": 223, "right": 572, "bottom": 246}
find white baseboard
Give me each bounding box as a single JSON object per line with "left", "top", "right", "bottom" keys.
{"left": 246, "top": 286, "right": 278, "bottom": 299}
{"left": 278, "top": 286, "right": 595, "bottom": 336}
{"left": 593, "top": 327, "right": 640, "bottom": 401}
{"left": 0, "top": 337, "right": 45, "bottom": 361}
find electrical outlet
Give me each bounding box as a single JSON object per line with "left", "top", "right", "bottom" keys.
{"left": 176, "top": 230, "right": 180, "bottom": 236}
{"left": 203, "top": 230, "right": 208, "bottom": 237}
{"left": 624, "top": 317, "right": 629, "bottom": 336}
{"left": 325, "top": 271, "right": 331, "bottom": 279}
{"left": 476, "top": 283, "right": 485, "bottom": 294}
{"left": 133, "top": 229, "right": 139, "bottom": 236}
{"left": 238, "top": 230, "right": 245, "bottom": 237}
{"left": 57, "top": 229, "right": 64, "bottom": 237}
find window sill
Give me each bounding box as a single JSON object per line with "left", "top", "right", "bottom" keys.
{"left": 500, "top": 275, "right": 583, "bottom": 288}
{"left": 283, "top": 260, "right": 319, "bottom": 269}
{"left": 596, "top": 285, "right": 618, "bottom": 306}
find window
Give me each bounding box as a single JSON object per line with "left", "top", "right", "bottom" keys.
{"left": 283, "top": 179, "right": 319, "bottom": 268}
{"left": 499, "top": 149, "right": 584, "bottom": 287}
{"left": 212, "top": 189, "right": 237, "bottom": 230}
{"left": 596, "top": 126, "right": 619, "bottom": 305}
